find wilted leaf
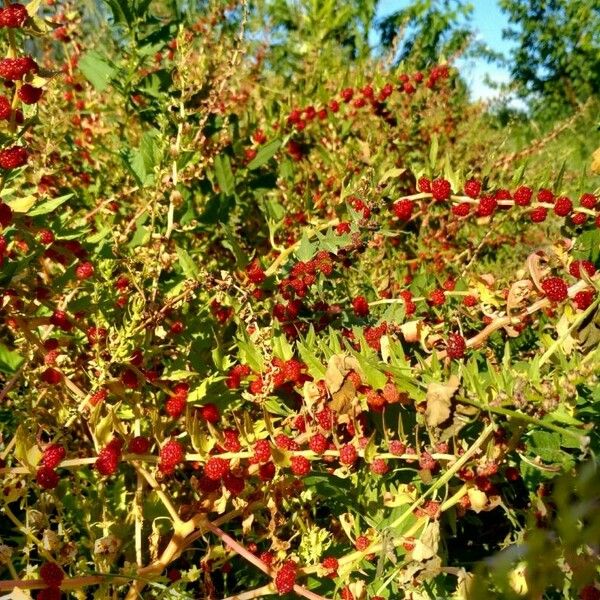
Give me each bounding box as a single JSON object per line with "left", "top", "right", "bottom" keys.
{"left": 425, "top": 375, "right": 459, "bottom": 427}
{"left": 325, "top": 354, "right": 361, "bottom": 394}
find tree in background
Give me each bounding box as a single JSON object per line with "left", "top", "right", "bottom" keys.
{"left": 377, "top": 0, "right": 474, "bottom": 68}
{"left": 499, "top": 0, "right": 600, "bottom": 116}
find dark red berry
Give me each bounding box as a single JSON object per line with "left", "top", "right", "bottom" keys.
{"left": 36, "top": 466, "right": 59, "bottom": 489}
{"left": 159, "top": 439, "right": 185, "bottom": 474}
{"left": 431, "top": 178, "right": 451, "bottom": 201}
{"left": 339, "top": 444, "right": 357, "bottom": 466}
{"left": 290, "top": 455, "right": 311, "bottom": 477}
{"left": 204, "top": 456, "right": 230, "bottom": 480}
{"left": 464, "top": 179, "right": 481, "bottom": 198}
{"left": 446, "top": 333, "right": 466, "bottom": 359}
{"left": 75, "top": 261, "right": 94, "bottom": 280}
{"left": 128, "top": 436, "right": 151, "bottom": 454}
{"left": 18, "top": 83, "right": 43, "bottom": 104}
{"left": 42, "top": 444, "right": 65, "bottom": 469}
{"left": 0, "top": 4, "right": 29, "bottom": 28}
{"left": 541, "top": 277, "right": 568, "bottom": 302}
{"left": 274, "top": 560, "right": 297, "bottom": 595}
{"left": 40, "top": 562, "right": 64, "bottom": 588}
{"left": 393, "top": 198, "right": 413, "bottom": 220}
{"left": 513, "top": 186, "right": 532, "bottom": 206}
{"left": 0, "top": 146, "right": 28, "bottom": 170}
{"left": 0, "top": 56, "right": 37, "bottom": 80}
{"left": 553, "top": 196, "right": 572, "bottom": 217}
{"left": 0, "top": 95, "right": 11, "bottom": 120}
{"left": 352, "top": 295, "right": 369, "bottom": 317}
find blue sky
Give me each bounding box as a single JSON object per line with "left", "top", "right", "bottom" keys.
{"left": 375, "top": 0, "right": 516, "bottom": 101}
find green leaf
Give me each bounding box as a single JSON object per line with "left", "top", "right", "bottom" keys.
{"left": 237, "top": 330, "right": 264, "bottom": 372}
{"left": 221, "top": 226, "right": 248, "bottom": 268}
{"left": 176, "top": 246, "right": 199, "bottom": 278}
{"left": 0, "top": 343, "right": 24, "bottom": 375}
{"left": 214, "top": 154, "right": 235, "bottom": 196}
{"left": 295, "top": 232, "right": 318, "bottom": 261}
{"left": 78, "top": 51, "right": 116, "bottom": 92}
{"left": 27, "top": 193, "right": 73, "bottom": 216}
{"left": 247, "top": 138, "right": 281, "bottom": 170}
{"left": 297, "top": 342, "right": 326, "bottom": 379}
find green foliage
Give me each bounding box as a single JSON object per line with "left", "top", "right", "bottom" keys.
{"left": 499, "top": 0, "right": 600, "bottom": 117}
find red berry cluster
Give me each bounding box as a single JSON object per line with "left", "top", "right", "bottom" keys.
{"left": 394, "top": 178, "right": 599, "bottom": 228}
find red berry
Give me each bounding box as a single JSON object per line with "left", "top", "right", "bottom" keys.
{"left": 38, "top": 229, "right": 54, "bottom": 246}
{"left": 0, "top": 56, "right": 37, "bottom": 80}
{"left": 246, "top": 259, "right": 265, "bottom": 285}
{"left": 36, "top": 588, "right": 61, "bottom": 600}
{"left": 274, "top": 560, "right": 297, "bottom": 595}
{"left": 553, "top": 196, "right": 572, "bottom": 217}
{"left": 541, "top": 277, "right": 568, "bottom": 302}
{"left": 222, "top": 429, "right": 241, "bottom": 452}
{"left": 572, "top": 212, "right": 587, "bottom": 226}
{"left": 36, "top": 466, "right": 59, "bottom": 489}
{"left": 290, "top": 455, "right": 311, "bottom": 476}
{"left": 204, "top": 456, "right": 230, "bottom": 480}
{"left": 159, "top": 439, "right": 185, "bottom": 474}
{"left": 476, "top": 196, "right": 497, "bottom": 217}
{"left": 0, "top": 146, "right": 28, "bottom": 170}
{"left": 165, "top": 395, "right": 186, "bottom": 418}
{"left": 569, "top": 260, "right": 596, "bottom": 279}
{"left": 42, "top": 444, "right": 65, "bottom": 469}
{"left": 452, "top": 202, "right": 470, "bottom": 217}
{"left": 417, "top": 177, "right": 431, "bottom": 193}
{"left": 431, "top": 178, "right": 451, "bottom": 201}
{"left": 530, "top": 207, "right": 547, "bottom": 222}
{"left": 370, "top": 458, "right": 388, "bottom": 475}
{"left": 309, "top": 433, "right": 328, "bottom": 454}
{"left": 0, "top": 95, "right": 11, "bottom": 120}
{"left": 128, "top": 436, "right": 151, "bottom": 454}
{"left": 95, "top": 440, "right": 122, "bottom": 476}
{"left": 446, "top": 333, "right": 466, "bottom": 359}
{"left": 258, "top": 461, "right": 276, "bottom": 481}
{"left": 75, "top": 261, "right": 94, "bottom": 280}
{"left": 428, "top": 289, "right": 446, "bottom": 307}
{"left": 355, "top": 535, "right": 370, "bottom": 551}
{"left": 339, "top": 444, "right": 357, "bottom": 466}
{"left": 352, "top": 295, "right": 369, "bottom": 317}
{"left": 253, "top": 439, "right": 271, "bottom": 463}
{"left": 0, "top": 4, "right": 29, "bottom": 28}
{"left": 315, "top": 407, "right": 334, "bottom": 430}
{"left": 41, "top": 367, "right": 61, "bottom": 385}
{"left": 513, "top": 186, "right": 532, "bottom": 206}
{"left": 89, "top": 388, "right": 107, "bottom": 406}
{"left": 573, "top": 290, "right": 595, "bottom": 311}
{"left": 580, "top": 193, "right": 597, "bottom": 209}
{"left": 223, "top": 471, "right": 245, "bottom": 495}
{"left": 392, "top": 198, "right": 413, "bottom": 220}
{"left": 389, "top": 440, "right": 406, "bottom": 455}
{"left": 321, "top": 556, "right": 338, "bottom": 571}
{"left": 464, "top": 179, "right": 481, "bottom": 198}
{"left": 537, "top": 188, "right": 554, "bottom": 204}
{"left": 18, "top": 84, "right": 43, "bottom": 104}
{"left": 40, "top": 562, "right": 64, "bottom": 588}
